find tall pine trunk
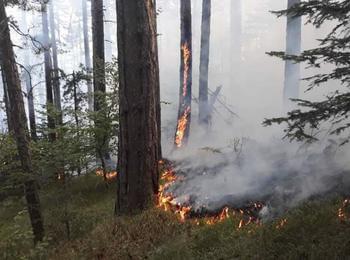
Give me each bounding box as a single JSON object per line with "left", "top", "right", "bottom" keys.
{"left": 116, "top": 0, "right": 160, "bottom": 214}
{"left": 41, "top": 2, "right": 56, "bottom": 142}
{"left": 82, "top": 0, "right": 93, "bottom": 112}
{"left": 174, "top": 0, "right": 192, "bottom": 148}
{"left": 49, "top": 0, "right": 62, "bottom": 125}
{"left": 0, "top": 1, "right": 44, "bottom": 243}
{"left": 284, "top": 0, "right": 301, "bottom": 104}
{"left": 92, "top": 0, "right": 109, "bottom": 167}
{"left": 22, "top": 10, "right": 37, "bottom": 141}
{"left": 198, "top": 0, "right": 211, "bottom": 126}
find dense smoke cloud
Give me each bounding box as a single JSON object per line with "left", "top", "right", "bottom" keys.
{"left": 157, "top": 0, "right": 350, "bottom": 216}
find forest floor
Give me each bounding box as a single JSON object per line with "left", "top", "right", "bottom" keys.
{"left": 1, "top": 174, "right": 350, "bottom": 259}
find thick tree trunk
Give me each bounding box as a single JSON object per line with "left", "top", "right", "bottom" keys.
{"left": 230, "top": 0, "right": 242, "bottom": 89}
{"left": 0, "top": 0, "right": 44, "bottom": 244}
{"left": 198, "top": 0, "right": 211, "bottom": 126}
{"left": 91, "top": 0, "right": 105, "bottom": 106}
{"left": 49, "top": 0, "right": 62, "bottom": 125}
{"left": 82, "top": 0, "right": 93, "bottom": 111}
{"left": 41, "top": 3, "right": 56, "bottom": 142}
{"left": 174, "top": 0, "right": 192, "bottom": 148}
{"left": 22, "top": 10, "right": 37, "bottom": 141}
{"left": 284, "top": 0, "right": 301, "bottom": 104}
{"left": 116, "top": 0, "right": 160, "bottom": 214}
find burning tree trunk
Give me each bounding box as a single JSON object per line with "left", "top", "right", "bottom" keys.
{"left": 175, "top": 0, "right": 192, "bottom": 148}
{"left": 0, "top": 0, "right": 44, "bottom": 243}
{"left": 116, "top": 0, "right": 160, "bottom": 214}
{"left": 82, "top": 0, "right": 93, "bottom": 112}
{"left": 198, "top": 0, "right": 211, "bottom": 126}
{"left": 41, "top": 2, "right": 56, "bottom": 142}
{"left": 49, "top": 0, "right": 62, "bottom": 125}
{"left": 284, "top": 0, "right": 301, "bottom": 104}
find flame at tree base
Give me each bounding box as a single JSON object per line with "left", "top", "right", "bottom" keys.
{"left": 157, "top": 160, "right": 264, "bottom": 229}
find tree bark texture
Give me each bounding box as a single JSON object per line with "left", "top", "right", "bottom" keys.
{"left": 116, "top": 0, "right": 160, "bottom": 214}
{"left": 198, "top": 0, "right": 211, "bottom": 126}
{"left": 174, "top": 0, "right": 192, "bottom": 148}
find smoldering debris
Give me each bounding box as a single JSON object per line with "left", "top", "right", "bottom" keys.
{"left": 164, "top": 138, "right": 350, "bottom": 219}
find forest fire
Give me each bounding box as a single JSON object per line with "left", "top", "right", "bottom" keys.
{"left": 181, "top": 43, "right": 191, "bottom": 97}
{"left": 158, "top": 161, "right": 264, "bottom": 229}
{"left": 175, "top": 106, "right": 191, "bottom": 148}
{"left": 96, "top": 169, "right": 118, "bottom": 181}
{"left": 338, "top": 199, "right": 350, "bottom": 222}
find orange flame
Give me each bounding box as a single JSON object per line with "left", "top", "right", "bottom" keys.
{"left": 96, "top": 169, "right": 118, "bottom": 181}
{"left": 181, "top": 43, "right": 191, "bottom": 98}
{"left": 158, "top": 161, "right": 263, "bottom": 229}
{"left": 338, "top": 199, "right": 350, "bottom": 222}
{"left": 175, "top": 106, "right": 191, "bottom": 148}
{"left": 276, "top": 218, "right": 287, "bottom": 229}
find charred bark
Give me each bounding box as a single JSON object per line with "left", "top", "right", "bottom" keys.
{"left": 0, "top": 0, "right": 44, "bottom": 243}
{"left": 41, "top": 2, "right": 56, "bottom": 142}
{"left": 284, "top": 0, "right": 301, "bottom": 104}
{"left": 198, "top": 0, "right": 211, "bottom": 126}
{"left": 174, "top": 0, "right": 192, "bottom": 148}
{"left": 82, "top": 0, "right": 93, "bottom": 111}
{"left": 49, "top": 0, "right": 62, "bottom": 125}
{"left": 116, "top": 0, "right": 160, "bottom": 214}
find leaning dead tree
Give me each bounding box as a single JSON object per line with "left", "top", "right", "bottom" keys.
{"left": 0, "top": 0, "right": 44, "bottom": 243}
{"left": 174, "top": 0, "right": 192, "bottom": 148}
{"left": 198, "top": 0, "right": 211, "bottom": 126}
{"left": 116, "top": 0, "right": 160, "bottom": 214}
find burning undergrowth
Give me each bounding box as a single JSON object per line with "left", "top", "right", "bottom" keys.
{"left": 159, "top": 138, "right": 350, "bottom": 226}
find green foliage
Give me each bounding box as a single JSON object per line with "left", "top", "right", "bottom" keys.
{"left": 265, "top": 0, "right": 350, "bottom": 144}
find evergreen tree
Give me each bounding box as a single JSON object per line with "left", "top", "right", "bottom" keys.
{"left": 264, "top": 0, "right": 350, "bottom": 144}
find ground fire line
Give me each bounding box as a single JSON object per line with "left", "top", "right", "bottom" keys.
{"left": 157, "top": 160, "right": 265, "bottom": 229}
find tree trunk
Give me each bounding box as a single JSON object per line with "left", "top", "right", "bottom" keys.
{"left": 0, "top": 64, "right": 13, "bottom": 132}
{"left": 41, "top": 2, "right": 56, "bottom": 142}
{"left": 104, "top": 0, "right": 113, "bottom": 62}
{"left": 230, "top": 0, "right": 242, "bottom": 89}
{"left": 91, "top": 0, "right": 105, "bottom": 106}
{"left": 198, "top": 0, "right": 211, "bottom": 126}
{"left": 82, "top": 0, "right": 93, "bottom": 112}
{"left": 22, "top": 10, "right": 37, "bottom": 141}
{"left": 115, "top": 0, "right": 160, "bottom": 214}
{"left": 284, "top": 0, "right": 301, "bottom": 104}
{"left": 0, "top": 0, "right": 44, "bottom": 244}
{"left": 174, "top": 0, "right": 192, "bottom": 148}
{"left": 49, "top": 0, "right": 62, "bottom": 125}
